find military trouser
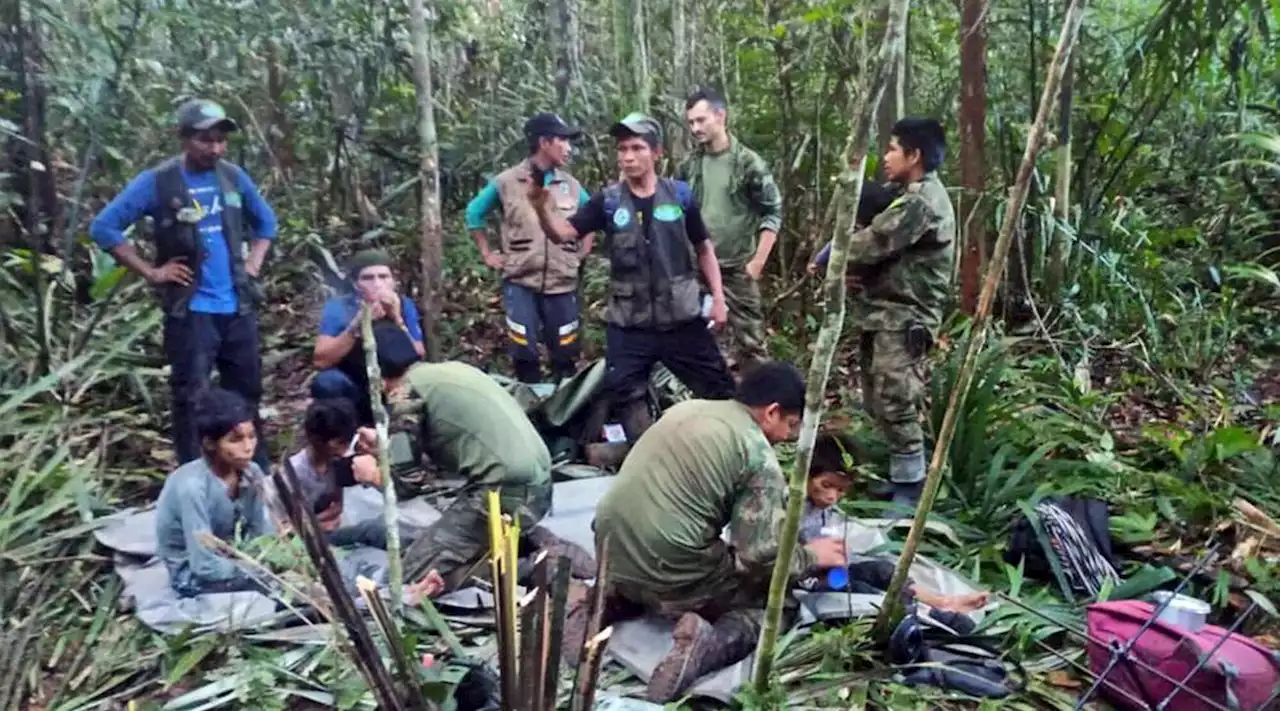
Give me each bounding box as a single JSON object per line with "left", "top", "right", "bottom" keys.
{"left": 858, "top": 328, "right": 932, "bottom": 482}
{"left": 562, "top": 563, "right": 796, "bottom": 672}
{"left": 718, "top": 266, "right": 769, "bottom": 371}
{"left": 400, "top": 480, "right": 553, "bottom": 591}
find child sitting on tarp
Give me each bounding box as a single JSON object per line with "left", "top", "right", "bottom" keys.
{"left": 155, "top": 388, "right": 275, "bottom": 597}
{"left": 801, "top": 432, "right": 989, "bottom": 613}
{"left": 273, "top": 398, "right": 404, "bottom": 550}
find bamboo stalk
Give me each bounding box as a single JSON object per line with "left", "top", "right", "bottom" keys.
{"left": 751, "top": 0, "right": 912, "bottom": 695}
{"left": 521, "top": 552, "right": 551, "bottom": 711}
{"left": 357, "top": 576, "right": 426, "bottom": 708}
{"left": 573, "top": 534, "right": 610, "bottom": 699}
{"left": 571, "top": 627, "right": 614, "bottom": 711}
{"left": 275, "top": 457, "right": 406, "bottom": 711}
{"left": 542, "top": 557, "right": 572, "bottom": 711}
{"left": 872, "top": 0, "right": 1089, "bottom": 639}
{"left": 361, "top": 305, "right": 404, "bottom": 611}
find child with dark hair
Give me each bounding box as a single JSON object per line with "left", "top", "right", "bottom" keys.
{"left": 154, "top": 387, "right": 272, "bottom": 597}
{"left": 276, "top": 398, "right": 378, "bottom": 541}
{"left": 800, "top": 432, "right": 988, "bottom": 612}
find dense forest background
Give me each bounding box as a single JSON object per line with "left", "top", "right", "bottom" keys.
{"left": 2, "top": 0, "right": 1279, "bottom": 707}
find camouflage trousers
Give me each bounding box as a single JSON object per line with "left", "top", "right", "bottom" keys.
{"left": 400, "top": 481, "right": 553, "bottom": 590}
{"left": 719, "top": 266, "right": 769, "bottom": 370}
{"left": 857, "top": 329, "right": 929, "bottom": 456}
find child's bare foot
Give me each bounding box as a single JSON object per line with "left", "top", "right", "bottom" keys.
{"left": 935, "top": 591, "right": 989, "bottom": 612}
{"left": 403, "top": 569, "right": 445, "bottom": 606}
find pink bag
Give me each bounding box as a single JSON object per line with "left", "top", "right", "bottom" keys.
{"left": 1086, "top": 600, "right": 1280, "bottom": 711}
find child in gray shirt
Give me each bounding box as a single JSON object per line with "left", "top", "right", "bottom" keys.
{"left": 154, "top": 388, "right": 271, "bottom": 597}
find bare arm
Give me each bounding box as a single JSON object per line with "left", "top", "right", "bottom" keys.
{"left": 312, "top": 312, "right": 362, "bottom": 369}
{"left": 109, "top": 243, "right": 161, "bottom": 282}
{"left": 245, "top": 238, "right": 271, "bottom": 277}
{"left": 751, "top": 229, "right": 778, "bottom": 266}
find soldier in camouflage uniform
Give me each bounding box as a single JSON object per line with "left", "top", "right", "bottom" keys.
{"left": 369, "top": 360, "right": 555, "bottom": 591}
{"left": 532, "top": 112, "right": 736, "bottom": 464}
{"left": 841, "top": 117, "right": 955, "bottom": 507}
{"left": 678, "top": 88, "right": 782, "bottom": 371}
{"left": 564, "top": 363, "right": 848, "bottom": 702}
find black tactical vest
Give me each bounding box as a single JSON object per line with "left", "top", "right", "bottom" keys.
{"left": 152, "top": 157, "right": 255, "bottom": 317}
{"left": 601, "top": 179, "right": 701, "bottom": 329}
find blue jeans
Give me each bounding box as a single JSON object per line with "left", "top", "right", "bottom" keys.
{"left": 503, "top": 280, "right": 581, "bottom": 383}
{"left": 312, "top": 368, "right": 373, "bottom": 424}
{"left": 163, "top": 311, "right": 268, "bottom": 471}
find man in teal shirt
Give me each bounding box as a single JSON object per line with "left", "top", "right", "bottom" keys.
{"left": 465, "top": 113, "right": 593, "bottom": 383}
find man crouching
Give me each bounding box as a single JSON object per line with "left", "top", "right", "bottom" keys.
{"left": 584, "top": 362, "right": 848, "bottom": 702}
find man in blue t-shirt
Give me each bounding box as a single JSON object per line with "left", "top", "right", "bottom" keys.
{"left": 90, "top": 99, "right": 278, "bottom": 470}
{"left": 312, "top": 250, "right": 425, "bottom": 423}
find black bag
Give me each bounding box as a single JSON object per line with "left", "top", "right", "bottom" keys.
{"left": 890, "top": 607, "right": 1025, "bottom": 699}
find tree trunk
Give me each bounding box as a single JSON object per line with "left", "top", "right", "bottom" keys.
{"left": 671, "top": 0, "right": 688, "bottom": 160}
{"left": 552, "top": 0, "right": 581, "bottom": 108}
{"left": 634, "top": 0, "right": 650, "bottom": 112}
{"left": 409, "top": 0, "right": 443, "bottom": 361}
{"left": 613, "top": 0, "right": 635, "bottom": 111}
{"left": 874, "top": 3, "right": 907, "bottom": 177}
{"left": 872, "top": 0, "right": 1088, "bottom": 639}
{"left": 1045, "top": 52, "right": 1074, "bottom": 297}
{"left": 767, "top": 0, "right": 797, "bottom": 274}
{"left": 957, "top": 0, "right": 987, "bottom": 315}
{"left": 750, "top": 0, "right": 911, "bottom": 693}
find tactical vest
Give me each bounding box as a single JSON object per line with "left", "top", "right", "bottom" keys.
{"left": 601, "top": 179, "right": 701, "bottom": 329}
{"left": 152, "top": 157, "right": 255, "bottom": 317}
{"left": 493, "top": 160, "right": 584, "bottom": 295}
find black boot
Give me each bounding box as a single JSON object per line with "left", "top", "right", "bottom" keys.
{"left": 645, "top": 610, "right": 760, "bottom": 703}
{"left": 513, "top": 358, "right": 542, "bottom": 384}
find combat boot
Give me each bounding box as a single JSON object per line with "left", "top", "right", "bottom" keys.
{"left": 889, "top": 450, "right": 926, "bottom": 510}
{"left": 645, "top": 610, "right": 760, "bottom": 703}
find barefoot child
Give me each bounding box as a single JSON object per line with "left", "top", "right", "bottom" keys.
{"left": 803, "top": 433, "right": 988, "bottom": 613}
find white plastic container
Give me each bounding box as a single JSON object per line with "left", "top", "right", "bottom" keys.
{"left": 1150, "top": 590, "right": 1211, "bottom": 632}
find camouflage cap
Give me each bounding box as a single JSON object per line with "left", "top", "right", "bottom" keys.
{"left": 610, "top": 112, "right": 663, "bottom": 143}
{"left": 176, "top": 99, "right": 239, "bottom": 135}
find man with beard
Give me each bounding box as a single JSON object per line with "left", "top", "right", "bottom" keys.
{"left": 466, "top": 113, "right": 594, "bottom": 383}
{"left": 678, "top": 88, "right": 782, "bottom": 372}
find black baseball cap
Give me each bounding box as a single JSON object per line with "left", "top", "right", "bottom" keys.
{"left": 523, "top": 112, "right": 581, "bottom": 140}
{"left": 176, "top": 99, "right": 239, "bottom": 135}
{"left": 609, "top": 112, "right": 663, "bottom": 142}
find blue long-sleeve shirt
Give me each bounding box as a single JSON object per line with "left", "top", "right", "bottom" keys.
{"left": 464, "top": 176, "right": 590, "bottom": 231}
{"left": 89, "top": 162, "right": 278, "bottom": 314}
{"left": 154, "top": 457, "right": 271, "bottom": 597}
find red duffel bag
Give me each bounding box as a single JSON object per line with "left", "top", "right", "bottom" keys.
{"left": 1086, "top": 600, "right": 1280, "bottom": 711}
